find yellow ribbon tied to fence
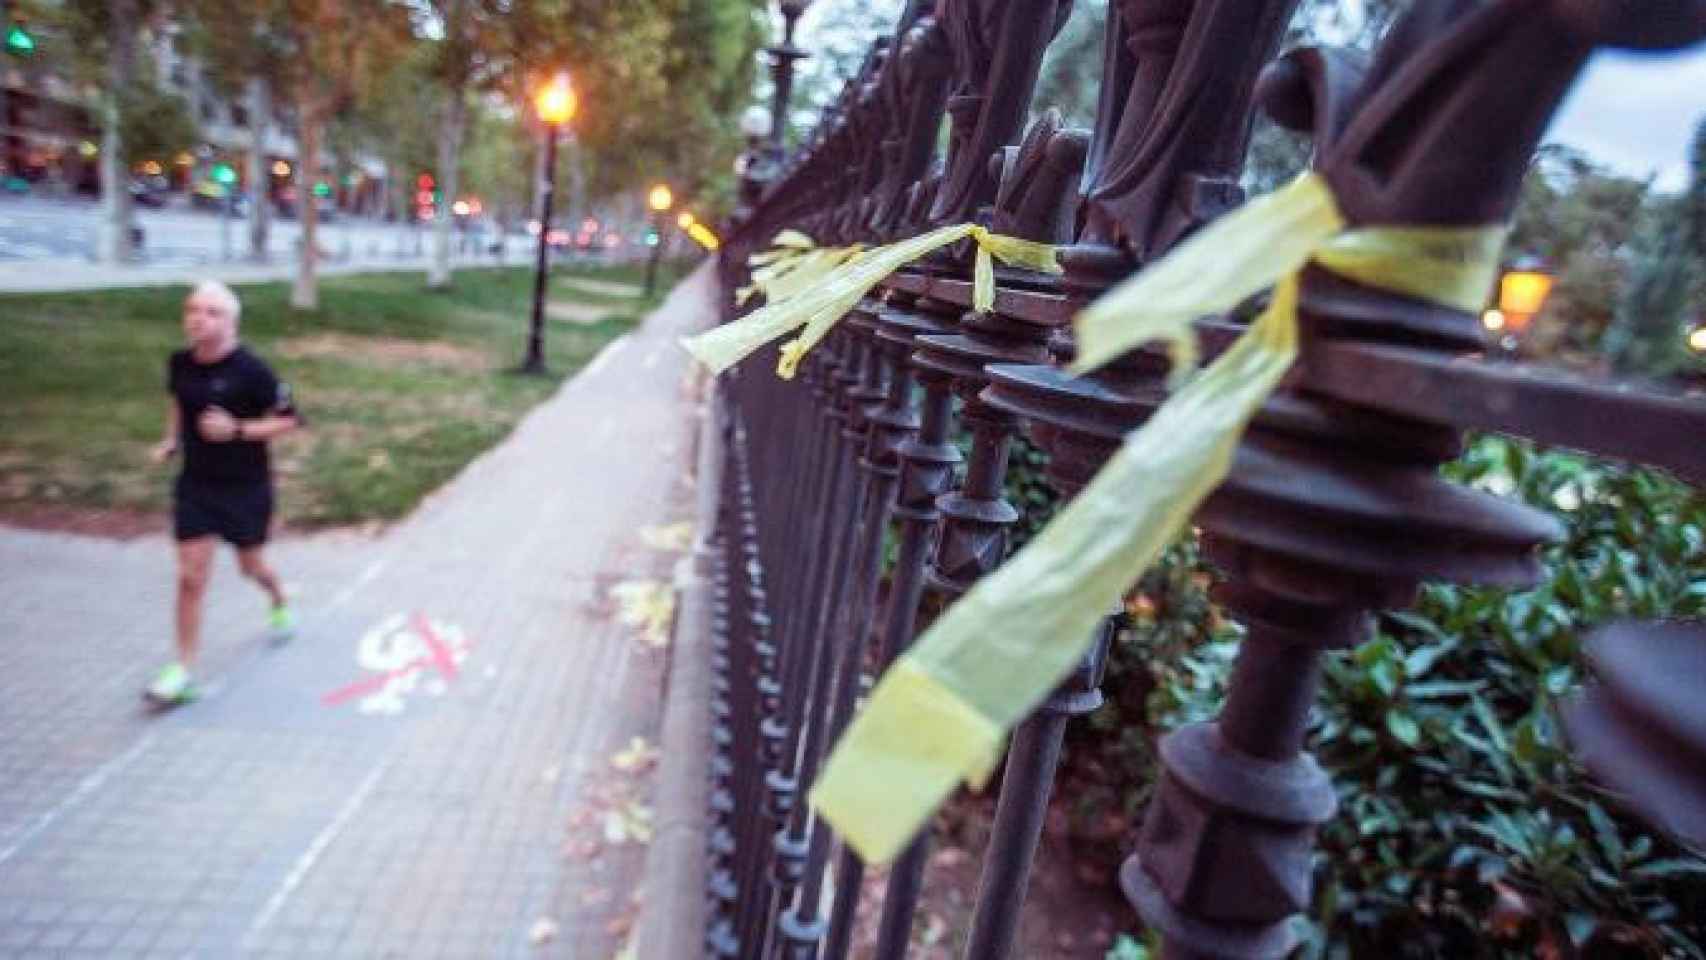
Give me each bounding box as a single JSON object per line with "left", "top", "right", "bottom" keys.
{"left": 682, "top": 223, "right": 1061, "bottom": 379}
{"left": 737, "top": 230, "right": 827, "bottom": 306}
{"left": 808, "top": 172, "right": 1507, "bottom": 865}
{"left": 736, "top": 234, "right": 842, "bottom": 306}
{"left": 749, "top": 229, "right": 816, "bottom": 264}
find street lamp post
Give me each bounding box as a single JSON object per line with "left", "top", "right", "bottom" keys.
{"left": 644, "top": 183, "right": 673, "bottom": 299}
{"left": 521, "top": 72, "right": 577, "bottom": 376}
{"left": 767, "top": 0, "right": 813, "bottom": 153}
{"left": 734, "top": 106, "right": 775, "bottom": 221}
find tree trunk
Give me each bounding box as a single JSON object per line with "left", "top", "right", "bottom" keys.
{"left": 429, "top": 91, "right": 467, "bottom": 289}
{"left": 247, "top": 76, "right": 272, "bottom": 262}
{"left": 291, "top": 103, "right": 321, "bottom": 310}
{"left": 97, "top": 0, "right": 138, "bottom": 264}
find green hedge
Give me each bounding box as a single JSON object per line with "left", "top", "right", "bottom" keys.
{"left": 1046, "top": 436, "right": 1706, "bottom": 958}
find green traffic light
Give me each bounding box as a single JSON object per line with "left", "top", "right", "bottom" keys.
{"left": 312, "top": 182, "right": 332, "bottom": 198}
{"left": 211, "top": 164, "right": 237, "bottom": 185}
{"left": 6, "top": 25, "right": 34, "bottom": 55}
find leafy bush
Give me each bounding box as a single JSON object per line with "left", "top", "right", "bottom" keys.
{"left": 1005, "top": 434, "right": 1060, "bottom": 548}
{"left": 1064, "top": 436, "right": 1706, "bottom": 957}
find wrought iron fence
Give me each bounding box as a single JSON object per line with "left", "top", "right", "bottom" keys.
{"left": 696, "top": 2, "right": 1706, "bottom": 958}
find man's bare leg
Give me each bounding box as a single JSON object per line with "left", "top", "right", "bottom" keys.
{"left": 237, "top": 545, "right": 286, "bottom": 609}
{"left": 175, "top": 537, "right": 216, "bottom": 669}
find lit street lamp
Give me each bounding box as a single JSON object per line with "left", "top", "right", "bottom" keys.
{"left": 644, "top": 183, "right": 673, "bottom": 299}
{"left": 521, "top": 72, "right": 577, "bottom": 376}
{"left": 1489, "top": 255, "right": 1555, "bottom": 358}
{"left": 1499, "top": 257, "right": 1555, "bottom": 329}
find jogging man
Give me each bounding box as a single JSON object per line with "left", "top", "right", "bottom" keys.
{"left": 147, "top": 280, "right": 301, "bottom": 703}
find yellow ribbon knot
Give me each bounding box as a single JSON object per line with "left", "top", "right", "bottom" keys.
{"left": 809, "top": 173, "right": 1506, "bottom": 865}
{"left": 681, "top": 224, "right": 1062, "bottom": 379}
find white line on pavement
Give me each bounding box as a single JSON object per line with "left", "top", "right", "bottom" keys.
{"left": 248, "top": 759, "right": 391, "bottom": 935}
{"left": 325, "top": 557, "right": 391, "bottom": 611}
{"left": 0, "top": 733, "right": 158, "bottom": 866}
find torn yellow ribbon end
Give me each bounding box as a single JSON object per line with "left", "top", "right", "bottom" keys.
{"left": 807, "top": 660, "right": 1004, "bottom": 864}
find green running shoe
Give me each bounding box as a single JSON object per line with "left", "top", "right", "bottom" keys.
{"left": 146, "top": 662, "right": 198, "bottom": 703}
{"left": 268, "top": 605, "right": 297, "bottom": 644}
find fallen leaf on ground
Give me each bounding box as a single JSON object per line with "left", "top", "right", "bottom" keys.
{"left": 528, "top": 917, "right": 559, "bottom": 946}
{"left": 609, "top": 580, "right": 675, "bottom": 647}
{"left": 601, "top": 802, "right": 655, "bottom": 845}
{"left": 611, "top": 737, "right": 660, "bottom": 773}
{"left": 639, "top": 522, "right": 694, "bottom": 551}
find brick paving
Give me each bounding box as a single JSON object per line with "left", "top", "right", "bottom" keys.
{"left": 0, "top": 265, "right": 716, "bottom": 958}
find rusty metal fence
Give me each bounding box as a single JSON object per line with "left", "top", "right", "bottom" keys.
{"left": 695, "top": 2, "right": 1706, "bottom": 958}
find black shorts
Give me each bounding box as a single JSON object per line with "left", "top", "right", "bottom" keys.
{"left": 174, "top": 477, "right": 274, "bottom": 547}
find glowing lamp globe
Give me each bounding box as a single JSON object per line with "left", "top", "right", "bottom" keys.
{"left": 1498, "top": 257, "right": 1555, "bottom": 330}
{"left": 536, "top": 74, "right": 577, "bottom": 126}
{"left": 648, "top": 184, "right": 673, "bottom": 213}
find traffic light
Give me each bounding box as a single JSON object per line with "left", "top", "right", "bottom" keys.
{"left": 211, "top": 163, "right": 238, "bottom": 186}
{"left": 644, "top": 229, "right": 660, "bottom": 247}
{"left": 312, "top": 182, "right": 332, "bottom": 198}
{"left": 6, "top": 22, "right": 34, "bottom": 56}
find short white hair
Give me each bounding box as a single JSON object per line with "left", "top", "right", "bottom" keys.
{"left": 188, "top": 280, "right": 242, "bottom": 323}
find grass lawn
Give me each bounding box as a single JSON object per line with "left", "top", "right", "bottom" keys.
{"left": 0, "top": 262, "right": 688, "bottom": 532}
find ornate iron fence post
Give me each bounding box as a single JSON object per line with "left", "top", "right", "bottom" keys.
{"left": 866, "top": 292, "right": 963, "bottom": 960}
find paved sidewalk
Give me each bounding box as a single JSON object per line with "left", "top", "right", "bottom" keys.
{"left": 0, "top": 265, "right": 718, "bottom": 957}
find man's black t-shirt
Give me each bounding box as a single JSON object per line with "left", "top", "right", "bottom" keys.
{"left": 167, "top": 346, "right": 298, "bottom": 484}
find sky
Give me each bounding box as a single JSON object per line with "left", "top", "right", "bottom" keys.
{"left": 1549, "top": 46, "right": 1706, "bottom": 191}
